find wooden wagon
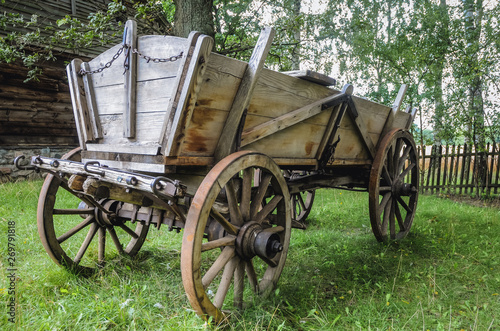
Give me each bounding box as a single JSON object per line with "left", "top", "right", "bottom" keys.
{"left": 16, "top": 21, "right": 419, "bottom": 324}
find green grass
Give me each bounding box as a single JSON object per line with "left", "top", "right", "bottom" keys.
{"left": 1, "top": 180, "right": 499, "bottom": 330}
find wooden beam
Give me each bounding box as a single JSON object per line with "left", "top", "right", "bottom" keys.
{"left": 406, "top": 106, "right": 417, "bottom": 130}
{"left": 161, "top": 33, "right": 214, "bottom": 156}
{"left": 315, "top": 84, "right": 353, "bottom": 164}
{"left": 241, "top": 92, "right": 346, "bottom": 147}
{"left": 381, "top": 84, "right": 407, "bottom": 138}
{"left": 282, "top": 70, "right": 336, "bottom": 86}
{"left": 346, "top": 97, "right": 376, "bottom": 159}
{"left": 214, "top": 27, "right": 275, "bottom": 161}
{"left": 81, "top": 62, "right": 102, "bottom": 139}
{"left": 123, "top": 20, "right": 138, "bottom": 138}
{"left": 66, "top": 58, "right": 90, "bottom": 149}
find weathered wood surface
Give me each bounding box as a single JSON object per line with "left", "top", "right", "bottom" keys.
{"left": 69, "top": 28, "right": 412, "bottom": 170}
{"left": 282, "top": 70, "right": 336, "bottom": 86}
{"left": 83, "top": 34, "right": 191, "bottom": 155}
{"left": 214, "top": 27, "right": 275, "bottom": 161}
{"left": 0, "top": 60, "right": 78, "bottom": 147}
{"left": 162, "top": 33, "right": 214, "bottom": 156}
{"left": 123, "top": 20, "right": 138, "bottom": 138}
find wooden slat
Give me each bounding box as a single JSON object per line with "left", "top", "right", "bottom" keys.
{"left": 282, "top": 69, "right": 336, "bottom": 86}
{"left": 81, "top": 62, "right": 102, "bottom": 139}
{"left": 346, "top": 96, "right": 376, "bottom": 158}
{"left": 380, "top": 84, "right": 407, "bottom": 139}
{"left": 214, "top": 27, "right": 275, "bottom": 161}
{"left": 123, "top": 20, "right": 138, "bottom": 138}
{"left": 66, "top": 58, "right": 90, "bottom": 148}
{"left": 240, "top": 92, "right": 344, "bottom": 147}
{"left": 161, "top": 32, "right": 214, "bottom": 156}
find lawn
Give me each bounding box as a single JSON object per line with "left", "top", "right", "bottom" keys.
{"left": 0, "top": 180, "right": 499, "bottom": 330}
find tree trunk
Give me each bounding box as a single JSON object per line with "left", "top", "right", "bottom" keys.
{"left": 173, "top": 0, "right": 215, "bottom": 38}
{"left": 432, "top": 0, "right": 449, "bottom": 146}
{"left": 290, "top": 0, "right": 301, "bottom": 70}
{"left": 463, "top": 0, "right": 486, "bottom": 195}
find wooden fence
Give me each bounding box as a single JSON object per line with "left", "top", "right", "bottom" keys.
{"left": 418, "top": 143, "right": 500, "bottom": 195}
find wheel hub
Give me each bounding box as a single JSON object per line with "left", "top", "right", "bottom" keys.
{"left": 94, "top": 200, "right": 122, "bottom": 227}
{"left": 236, "top": 221, "right": 283, "bottom": 260}
{"left": 393, "top": 179, "right": 414, "bottom": 196}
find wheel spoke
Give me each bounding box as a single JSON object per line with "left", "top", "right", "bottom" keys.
{"left": 245, "top": 260, "right": 259, "bottom": 294}
{"left": 394, "top": 202, "right": 406, "bottom": 231}
{"left": 378, "top": 192, "right": 391, "bottom": 216}
{"left": 397, "top": 196, "right": 412, "bottom": 213}
{"left": 250, "top": 172, "right": 272, "bottom": 218}
{"left": 119, "top": 223, "right": 139, "bottom": 239}
{"left": 381, "top": 198, "right": 392, "bottom": 234}
{"left": 201, "top": 236, "right": 236, "bottom": 252}
{"left": 57, "top": 216, "right": 94, "bottom": 244}
{"left": 202, "top": 247, "right": 235, "bottom": 289}
{"left": 382, "top": 164, "right": 393, "bottom": 185}
{"left": 107, "top": 227, "right": 124, "bottom": 254}
{"left": 379, "top": 186, "right": 392, "bottom": 193}
{"left": 53, "top": 208, "right": 94, "bottom": 215}
{"left": 234, "top": 259, "right": 245, "bottom": 309}
{"left": 226, "top": 179, "right": 244, "bottom": 226}
{"left": 98, "top": 227, "right": 106, "bottom": 265}
{"left": 297, "top": 194, "right": 306, "bottom": 211}
{"left": 74, "top": 223, "right": 99, "bottom": 265}
{"left": 400, "top": 162, "right": 415, "bottom": 179}
{"left": 254, "top": 194, "right": 283, "bottom": 224}
{"left": 210, "top": 207, "right": 238, "bottom": 235}
{"left": 213, "top": 256, "right": 239, "bottom": 309}
{"left": 389, "top": 200, "right": 396, "bottom": 240}
{"left": 240, "top": 168, "right": 253, "bottom": 222}
{"left": 397, "top": 145, "right": 411, "bottom": 172}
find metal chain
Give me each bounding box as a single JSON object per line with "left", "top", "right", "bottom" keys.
{"left": 131, "top": 48, "right": 183, "bottom": 64}
{"left": 79, "top": 44, "right": 183, "bottom": 76}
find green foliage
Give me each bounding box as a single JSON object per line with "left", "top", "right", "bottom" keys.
{"left": 1, "top": 182, "right": 499, "bottom": 329}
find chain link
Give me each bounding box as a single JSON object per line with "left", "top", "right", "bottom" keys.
{"left": 79, "top": 44, "right": 183, "bottom": 76}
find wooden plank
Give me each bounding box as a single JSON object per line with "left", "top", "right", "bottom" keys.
{"left": 240, "top": 92, "right": 345, "bottom": 147}
{"left": 81, "top": 62, "right": 102, "bottom": 139}
{"left": 443, "top": 145, "right": 449, "bottom": 192}
{"left": 282, "top": 70, "right": 336, "bottom": 86}
{"left": 123, "top": 20, "right": 138, "bottom": 138}
{"left": 406, "top": 106, "right": 417, "bottom": 129}
{"left": 346, "top": 95, "right": 376, "bottom": 158}
{"left": 214, "top": 27, "right": 275, "bottom": 161}
{"left": 66, "top": 58, "right": 90, "bottom": 148}
{"left": 314, "top": 84, "right": 352, "bottom": 167}
{"left": 380, "top": 84, "right": 407, "bottom": 138}
{"left": 161, "top": 32, "right": 214, "bottom": 156}
{"left": 92, "top": 78, "right": 176, "bottom": 115}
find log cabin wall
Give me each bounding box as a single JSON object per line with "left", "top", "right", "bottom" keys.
{"left": 0, "top": 0, "right": 140, "bottom": 181}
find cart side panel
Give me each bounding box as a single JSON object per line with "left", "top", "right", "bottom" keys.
{"left": 176, "top": 53, "right": 340, "bottom": 158}
{"left": 81, "top": 36, "right": 189, "bottom": 155}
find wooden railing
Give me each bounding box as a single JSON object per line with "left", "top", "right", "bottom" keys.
{"left": 418, "top": 143, "right": 500, "bottom": 195}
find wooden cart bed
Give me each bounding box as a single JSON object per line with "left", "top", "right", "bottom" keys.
{"left": 68, "top": 22, "right": 412, "bottom": 173}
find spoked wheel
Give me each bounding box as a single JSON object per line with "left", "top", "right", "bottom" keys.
{"left": 369, "top": 129, "right": 419, "bottom": 242}
{"left": 290, "top": 190, "right": 315, "bottom": 229}
{"left": 37, "top": 148, "right": 149, "bottom": 275}
{"left": 283, "top": 171, "right": 315, "bottom": 229}
{"left": 181, "top": 151, "right": 291, "bottom": 324}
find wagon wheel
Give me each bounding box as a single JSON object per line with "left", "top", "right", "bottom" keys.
{"left": 38, "top": 148, "right": 149, "bottom": 275}
{"left": 181, "top": 151, "right": 291, "bottom": 324}
{"left": 369, "top": 129, "right": 419, "bottom": 242}
{"left": 283, "top": 171, "right": 315, "bottom": 229}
